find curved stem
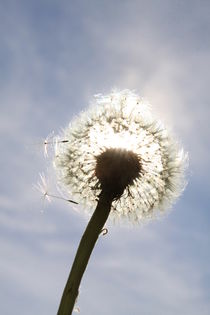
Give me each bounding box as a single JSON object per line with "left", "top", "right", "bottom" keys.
{"left": 57, "top": 191, "right": 113, "bottom": 315}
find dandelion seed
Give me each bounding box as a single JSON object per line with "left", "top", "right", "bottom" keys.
{"left": 34, "top": 173, "right": 78, "bottom": 205}
{"left": 43, "top": 131, "right": 55, "bottom": 158}
{"left": 34, "top": 173, "right": 52, "bottom": 203}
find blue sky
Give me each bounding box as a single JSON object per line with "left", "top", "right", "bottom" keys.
{"left": 1, "top": 1, "right": 210, "bottom": 314}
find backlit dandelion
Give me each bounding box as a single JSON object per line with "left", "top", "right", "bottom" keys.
{"left": 54, "top": 90, "right": 187, "bottom": 223}
{"left": 52, "top": 90, "right": 188, "bottom": 315}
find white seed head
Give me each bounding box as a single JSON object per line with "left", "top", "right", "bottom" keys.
{"left": 53, "top": 90, "right": 188, "bottom": 223}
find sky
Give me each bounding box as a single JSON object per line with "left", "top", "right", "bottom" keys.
{"left": 0, "top": 0, "right": 210, "bottom": 314}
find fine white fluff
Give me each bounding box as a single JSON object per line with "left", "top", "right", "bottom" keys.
{"left": 54, "top": 90, "right": 188, "bottom": 223}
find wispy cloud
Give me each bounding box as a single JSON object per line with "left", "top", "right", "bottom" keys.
{"left": 0, "top": 1, "right": 210, "bottom": 315}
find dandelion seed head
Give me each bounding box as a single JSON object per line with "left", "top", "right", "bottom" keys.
{"left": 54, "top": 90, "right": 188, "bottom": 223}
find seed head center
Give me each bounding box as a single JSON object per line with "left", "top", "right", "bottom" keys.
{"left": 95, "top": 148, "right": 141, "bottom": 200}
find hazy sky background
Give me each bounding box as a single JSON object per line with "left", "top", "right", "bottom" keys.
{"left": 1, "top": 1, "right": 210, "bottom": 314}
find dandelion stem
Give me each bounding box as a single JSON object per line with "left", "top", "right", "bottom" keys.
{"left": 57, "top": 191, "right": 113, "bottom": 315}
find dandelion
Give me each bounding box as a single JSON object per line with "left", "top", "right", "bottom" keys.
{"left": 52, "top": 90, "right": 188, "bottom": 314}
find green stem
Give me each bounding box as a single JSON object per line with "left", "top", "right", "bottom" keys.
{"left": 57, "top": 191, "right": 113, "bottom": 315}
